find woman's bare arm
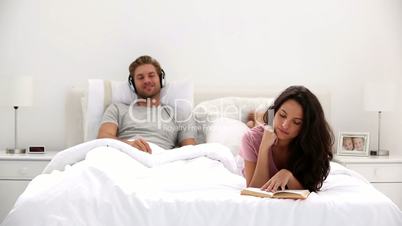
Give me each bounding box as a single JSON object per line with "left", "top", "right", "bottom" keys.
{"left": 245, "top": 128, "right": 276, "bottom": 187}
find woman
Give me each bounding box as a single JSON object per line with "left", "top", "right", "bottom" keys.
{"left": 240, "top": 86, "right": 333, "bottom": 192}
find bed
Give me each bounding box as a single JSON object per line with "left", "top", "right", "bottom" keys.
{"left": 2, "top": 80, "right": 402, "bottom": 226}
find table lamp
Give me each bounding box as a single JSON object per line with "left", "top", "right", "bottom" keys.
{"left": 0, "top": 76, "right": 33, "bottom": 154}
{"left": 364, "top": 82, "right": 396, "bottom": 156}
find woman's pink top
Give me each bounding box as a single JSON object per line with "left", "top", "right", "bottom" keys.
{"left": 239, "top": 125, "right": 278, "bottom": 177}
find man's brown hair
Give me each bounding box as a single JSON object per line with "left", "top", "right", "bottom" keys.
{"left": 129, "top": 55, "right": 163, "bottom": 77}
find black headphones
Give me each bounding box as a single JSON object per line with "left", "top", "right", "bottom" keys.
{"left": 128, "top": 68, "right": 165, "bottom": 94}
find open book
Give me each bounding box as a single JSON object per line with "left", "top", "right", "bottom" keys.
{"left": 240, "top": 187, "right": 310, "bottom": 199}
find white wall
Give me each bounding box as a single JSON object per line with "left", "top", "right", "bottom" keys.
{"left": 1, "top": 0, "right": 402, "bottom": 154}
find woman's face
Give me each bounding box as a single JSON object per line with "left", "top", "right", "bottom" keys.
{"left": 274, "top": 99, "right": 304, "bottom": 142}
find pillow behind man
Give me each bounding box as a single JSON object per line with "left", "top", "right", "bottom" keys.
{"left": 82, "top": 79, "right": 193, "bottom": 141}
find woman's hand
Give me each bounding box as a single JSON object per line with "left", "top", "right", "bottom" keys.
{"left": 246, "top": 111, "right": 266, "bottom": 128}
{"left": 261, "top": 169, "right": 292, "bottom": 192}
{"left": 260, "top": 125, "right": 277, "bottom": 151}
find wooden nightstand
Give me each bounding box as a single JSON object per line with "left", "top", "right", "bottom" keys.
{"left": 335, "top": 155, "right": 402, "bottom": 210}
{"left": 0, "top": 151, "right": 56, "bottom": 222}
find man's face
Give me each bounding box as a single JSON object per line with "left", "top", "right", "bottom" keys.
{"left": 133, "top": 64, "right": 161, "bottom": 99}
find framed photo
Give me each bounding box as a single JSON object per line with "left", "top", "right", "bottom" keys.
{"left": 337, "top": 132, "right": 369, "bottom": 156}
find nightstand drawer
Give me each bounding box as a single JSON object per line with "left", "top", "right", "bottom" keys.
{"left": 346, "top": 164, "right": 402, "bottom": 183}
{"left": 0, "top": 160, "right": 49, "bottom": 180}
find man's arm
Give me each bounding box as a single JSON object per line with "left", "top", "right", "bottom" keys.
{"left": 97, "top": 122, "right": 118, "bottom": 139}
{"left": 97, "top": 122, "right": 152, "bottom": 153}
{"left": 179, "top": 138, "right": 196, "bottom": 146}
{"left": 176, "top": 112, "right": 197, "bottom": 147}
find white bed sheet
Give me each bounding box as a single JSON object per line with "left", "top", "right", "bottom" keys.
{"left": 2, "top": 141, "right": 402, "bottom": 226}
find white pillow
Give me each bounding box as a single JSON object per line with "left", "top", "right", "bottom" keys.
{"left": 194, "top": 97, "right": 273, "bottom": 143}
{"left": 83, "top": 79, "right": 193, "bottom": 141}
{"left": 206, "top": 117, "right": 249, "bottom": 156}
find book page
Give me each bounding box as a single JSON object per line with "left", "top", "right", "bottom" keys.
{"left": 272, "top": 190, "right": 310, "bottom": 199}
{"left": 240, "top": 187, "right": 274, "bottom": 198}
{"left": 241, "top": 187, "right": 310, "bottom": 199}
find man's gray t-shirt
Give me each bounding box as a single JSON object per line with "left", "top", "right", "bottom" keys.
{"left": 101, "top": 103, "right": 196, "bottom": 149}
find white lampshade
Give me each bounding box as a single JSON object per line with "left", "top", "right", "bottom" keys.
{"left": 364, "top": 82, "right": 396, "bottom": 112}
{"left": 0, "top": 76, "right": 33, "bottom": 107}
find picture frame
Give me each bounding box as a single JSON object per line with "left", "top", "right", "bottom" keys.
{"left": 337, "top": 132, "right": 370, "bottom": 156}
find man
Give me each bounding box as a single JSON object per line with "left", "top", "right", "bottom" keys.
{"left": 97, "top": 55, "right": 196, "bottom": 153}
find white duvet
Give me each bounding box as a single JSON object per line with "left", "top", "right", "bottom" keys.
{"left": 2, "top": 139, "right": 402, "bottom": 226}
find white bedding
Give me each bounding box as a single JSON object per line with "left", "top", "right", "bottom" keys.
{"left": 2, "top": 140, "right": 402, "bottom": 226}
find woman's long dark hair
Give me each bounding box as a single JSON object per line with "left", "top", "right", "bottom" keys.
{"left": 263, "top": 86, "right": 334, "bottom": 192}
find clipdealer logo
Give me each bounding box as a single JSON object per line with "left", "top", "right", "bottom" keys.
{"left": 128, "top": 97, "right": 271, "bottom": 131}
